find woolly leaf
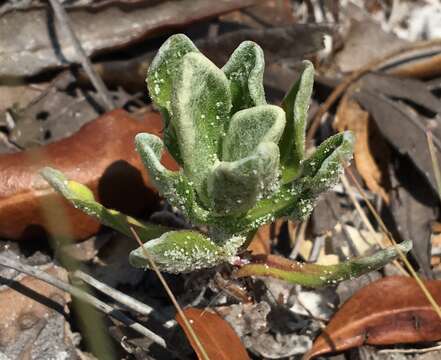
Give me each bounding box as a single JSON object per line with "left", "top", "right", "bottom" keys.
{"left": 222, "top": 105, "right": 286, "bottom": 162}
{"left": 172, "top": 52, "right": 232, "bottom": 203}
{"left": 225, "top": 183, "right": 309, "bottom": 234}
{"left": 135, "top": 133, "right": 208, "bottom": 222}
{"left": 223, "top": 41, "right": 266, "bottom": 113}
{"left": 162, "top": 111, "right": 183, "bottom": 165}
{"left": 208, "top": 142, "right": 279, "bottom": 216}
{"left": 280, "top": 61, "right": 314, "bottom": 183}
{"left": 147, "top": 34, "right": 198, "bottom": 112}
{"left": 303, "top": 131, "right": 354, "bottom": 194}
{"left": 129, "top": 230, "right": 245, "bottom": 273}
{"left": 235, "top": 240, "right": 412, "bottom": 287}
{"left": 40, "top": 167, "right": 169, "bottom": 240}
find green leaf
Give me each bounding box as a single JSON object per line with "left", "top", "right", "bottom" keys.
{"left": 172, "top": 52, "right": 232, "bottom": 203}
{"left": 235, "top": 240, "right": 412, "bottom": 287}
{"left": 161, "top": 110, "right": 183, "bottom": 165}
{"left": 207, "top": 142, "right": 280, "bottom": 216}
{"left": 216, "top": 132, "right": 353, "bottom": 233}
{"left": 222, "top": 105, "right": 285, "bottom": 162}
{"left": 302, "top": 131, "right": 354, "bottom": 194}
{"left": 40, "top": 167, "right": 170, "bottom": 241}
{"left": 222, "top": 41, "right": 266, "bottom": 113}
{"left": 147, "top": 34, "right": 199, "bottom": 112}
{"left": 135, "top": 133, "right": 209, "bottom": 222}
{"left": 279, "top": 61, "right": 314, "bottom": 183}
{"left": 129, "top": 230, "right": 245, "bottom": 273}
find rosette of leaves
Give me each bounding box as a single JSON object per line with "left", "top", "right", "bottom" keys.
{"left": 42, "top": 34, "right": 411, "bottom": 285}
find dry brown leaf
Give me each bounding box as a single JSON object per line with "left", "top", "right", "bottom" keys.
{"left": 0, "top": 109, "right": 178, "bottom": 241}
{"left": 247, "top": 220, "right": 284, "bottom": 255}
{"left": 305, "top": 276, "right": 441, "bottom": 359}
{"left": 220, "top": 0, "right": 295, "bottom": 28}
{"left": 335, "top": 95, "right": 389, "bottom": 202}
{"left": 176, "top": 307, "right": 250, "bottom": 360}
{"left": 247, "top": 223, "right": 272, "bottom": 255}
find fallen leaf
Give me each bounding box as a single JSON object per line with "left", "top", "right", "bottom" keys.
{"left": 333, "top": 5, "right": 408, "bottom": 73}
{"left": 247, "top": 220, "right": 284, "bottom": 255}
{"left": 234, "top": 241, "right": 411, "bottom": 287}
{"left": 305, "top": 276, "right": 441, "bottom": 359}
{"left": 176, "top": 307, "right": 250, "bottom": 360}
{"left": 0, "top": 109, "right": 177, "bottom": 241}
{"left": 92, "top": 24, "right": 330, "bottom": 94}
{"left": 353, "top": 86, "right": 440, "bottom": 275}
{"left": 311, "top": 192, "right": 343, "bottom": 237}
{"left": 388, "top": 155, "right": 438, "bottom": 277}
{"left": 335, "top": 95, "right": 389, "bottom": 202}
{"left": 388, "top": 51, "right": 441, "bottom": 79}
{"left": 248, "top": 224, "right": 272, "bottom": 255}
{"left": 354, "top": 88, "right": 440, "bottom": 194}
{"left": 220, "top": 0, "right": 295, "bottom": 28}
{"left": 360, "top": 73, "right": 441, "bottom": 115}
{"left": 0, "top": 0, "right": 256, "bottom": 78}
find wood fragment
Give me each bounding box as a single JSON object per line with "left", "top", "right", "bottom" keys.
{"left": 0, "top": 254, "right": 167, "bottom": 349}
{"left": 48, "top": 0, "right": 115, "bottom": 111}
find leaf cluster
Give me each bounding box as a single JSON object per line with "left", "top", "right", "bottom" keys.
{"left": 41, "top": 35, "right": 407, "bottom": 283}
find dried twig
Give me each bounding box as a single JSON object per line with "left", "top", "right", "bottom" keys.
{"left": 341, "top": 173, "right": 408, "bottom": 276}
{"left": 0, "top": 254, "right": 167, "bottom": 348}
{"left": 427, "top": 129, "right": 441, "bottom": 202}
{"left": 48, "top": 0, "right": 116, "bottom": 111}
{"left": 379, "top": 343, "right": 441, "bottom": 354}
{"left": 340, "top": 174, "right": 378, "bottom": 238}
{"left": 73, "top": 269, "right": 176, "bottom": 328}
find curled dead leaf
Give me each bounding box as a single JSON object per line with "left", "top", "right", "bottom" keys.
{"left": 305, "top": 276, "right": 441, "bottom": 359}
{"left": 334, "top": 95, "right": 389, "bottom": 202}
{"left": 0, "top": 109, "right": 177, "bottom": 241}
{"left": 176, "top": 307, "right": 250, "bottom": 360}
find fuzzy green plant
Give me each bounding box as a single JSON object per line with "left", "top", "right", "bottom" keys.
{"left": 42, "top": 34, "right": 411, "bottom": 286}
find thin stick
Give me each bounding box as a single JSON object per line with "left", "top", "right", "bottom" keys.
{"left": 129, "top": 227, "right": 211, "bottom": 360}
{"left": 48, "top": 0, "right": 116, "bottom": 111}
{"left": 341, "top": 174, "right": 377, "bottom": 237}
{"left": 73, "top": 270, "right": 175, "bottom": 327}
{"left": 427, "top": 129, "right": 441, "bottom": 201}
{"left": 341, "top": 174, "right": 408, "bottom": 276}
{"left": 306, "top": 39, "right": 441, "bottom": 145}
{"left": 379, "top": 343, "right": 441, "bottom": 354}
{"left": 0, "top": 254, "right": 167, "bottom": 348}
{"left": 346, "top": 168, "right": 441, "bottom": 320}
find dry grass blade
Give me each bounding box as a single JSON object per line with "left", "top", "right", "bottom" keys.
{"left": 345, "top": 168, "right": 441, "bottom": 320}
{"left": 340, "top": 174, "right": 407, "bottom": 276}
{"left": 129, "top": 226, "right": 210, "bottom": 360}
